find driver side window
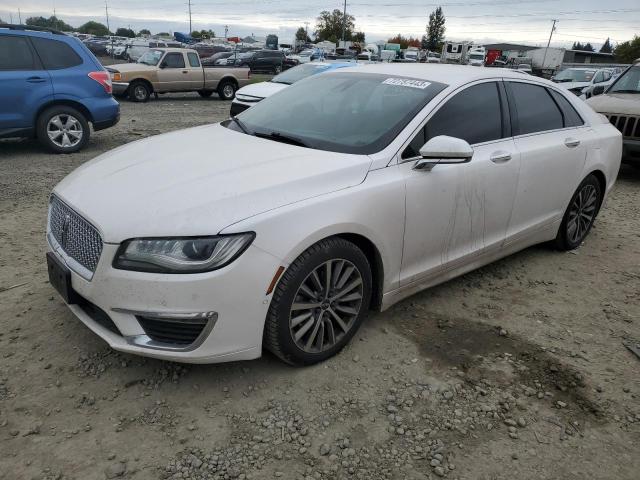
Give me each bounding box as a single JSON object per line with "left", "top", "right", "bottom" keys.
{"left": 401, "top": 82, "right": 504, "bottom": 159}
{"left": 163, "top": 53, "right": 185, "bottom": 68}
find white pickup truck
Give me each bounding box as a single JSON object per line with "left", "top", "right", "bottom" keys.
{"left": 107, "top": 48, "right": 251, "bottom": 102}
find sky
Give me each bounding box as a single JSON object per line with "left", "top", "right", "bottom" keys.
{"left": 1, "top": 0, "right": 638, "bottom": 48}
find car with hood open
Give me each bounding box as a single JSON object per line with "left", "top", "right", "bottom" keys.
{"left": 46, "top": 64, "right": 621, "bottom": 366}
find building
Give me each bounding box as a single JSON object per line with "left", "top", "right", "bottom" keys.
{"left": 562, "top": 50, "right": 615, "bottom": 64}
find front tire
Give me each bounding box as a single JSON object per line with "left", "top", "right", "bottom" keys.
{"left": 555, "top": 174, "right": 602, "bottom": 250}
{"left": 264, "top": 237, "right": 372, "bottom": 366}
{"left": 129, "top": 81, "right": 151, "bottom": 102}
{"left": 36, "top": 106, "right": 89, "bottom": 154}
{"left": 273, "top": 64, "right": 282, "bottom": 74}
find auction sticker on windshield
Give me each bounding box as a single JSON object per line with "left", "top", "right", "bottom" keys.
{"left": 382, "top": 78, "right": 431, "bottom": 89}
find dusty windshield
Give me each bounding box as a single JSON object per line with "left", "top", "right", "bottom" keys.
{"left": 554, "top": 69, "right": 595, "bottom": 82}
{"left": 608, "top": 66, "right": 640, "bottom": 94}
{"left": 271, "top": 63, "right": 335, "bottom": 85}
{"left": 138, "top": 50, "right": 164, "bottom": 66}
{"left": 226, "top": 72, "right": 447, "bottom": 154}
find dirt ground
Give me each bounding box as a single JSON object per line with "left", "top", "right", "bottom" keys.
{"left": 1, "top": 94, "right": 639, "bottom": 480}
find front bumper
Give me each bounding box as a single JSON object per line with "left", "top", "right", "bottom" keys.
{"left": 112, "top": 82, "right": 130, "bottom": 96}
{"left": 622, "top": 138, "right": 640, "bottom": 163}
{"left": 47, "top": 238, "right": 283, "bottom": 363}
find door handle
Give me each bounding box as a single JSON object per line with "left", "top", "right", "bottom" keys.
{"left": 490, "top": 151, "right": 512, "bottom": 164}
{"left": 564, "top": 138, "right": 580, "bottom": 148}
{"left": 27, "top": 76, "right": 46, "bottom": 83}
{"left": 182, "top": 70, "right": 188, "bottom": 74}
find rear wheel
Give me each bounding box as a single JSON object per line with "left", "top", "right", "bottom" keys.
{"left": 129, "top": 81, "right": 151, "bottom": 102}
{"left": 36, "top": 106, "right": 89, "bottom": 154}
{"left": 555, "top": 174, "right": 602, "bottom": 250}
{"left": 264, "top": 237, "right": 372, "bottom": 366}
{"left": 217, "top": 80, "right": 236, "bottom": 100}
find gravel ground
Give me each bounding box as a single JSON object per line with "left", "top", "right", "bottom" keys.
{"left": 1, "top": 95, "right": 639, "bottom": 480}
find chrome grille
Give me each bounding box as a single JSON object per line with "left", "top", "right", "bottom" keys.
{"left": 605, "top": 114, "right": 640, "bottom": 139}
{"left": 49, "top": 196, "right": 103, "bottom": 273}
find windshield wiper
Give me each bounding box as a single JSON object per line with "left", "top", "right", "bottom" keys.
{"left": 229, "top": 116, "right": 252, "bottom": 135}
{"left": 255, "top": 131, "right": 310, "bottom": 148}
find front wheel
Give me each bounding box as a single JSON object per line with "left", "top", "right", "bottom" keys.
{"left": 273, "top": 64, "right": 282, "bottom": 74}
{"left": 555, "top": 174, "right": 602, "bottom": 250}
{"left": 264, "top": 237, "right": 372, "bottom": 366}
{"left": 129, "top": 81, "right": 151, "bottom": 102}
{"left": 36, "top": 106, "right": 90, "bottom": 154}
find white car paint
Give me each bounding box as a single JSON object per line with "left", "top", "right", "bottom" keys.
{"left": 553, "top": 68, "right": 613, "bottom": 96}
{"left": 232, "top": 82, "right": 288, "bottom": 109}
{"left": 48, "top": 64, "right": 622, "bottom": 364}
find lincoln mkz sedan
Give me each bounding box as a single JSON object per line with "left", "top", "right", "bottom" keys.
{"left": 47, "top": 64, "right": 622, "bottom": 366}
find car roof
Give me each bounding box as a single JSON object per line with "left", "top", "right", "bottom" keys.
{"left": 333, "top": 63, "right": 551, "bottom": 88}
{"left": 0, "top": 24, "right": 67, "bottom": 38}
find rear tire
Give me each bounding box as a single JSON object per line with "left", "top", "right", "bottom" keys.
{"left": 217, "top": 80, "right": 236, "bottom": 100}
{"left": 264, "top": 237, "right": 372, "bottom": 366}
{"left": 555, "top": 174, "right": 602, "bottom": 250}
{"left": 36, "top": 105, "right": 90, "bottom": 154}
{"left": 129, "top": 81, "right": 151, "bottom": 102}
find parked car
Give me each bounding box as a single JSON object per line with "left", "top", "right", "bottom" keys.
{"left": 552, "top": 67, "right": 613, "bottom": 96}
{"left": 202, "top": 51, "right": 234, "bottom": 66}
{"left": 0, "top": 24, "right": 119, "bottom": 153}
{"left": 516, "top": 64, "right": 532, "bottom": 74}
{"left": 47, "top": 64, "right": 621, "bottom": 365}
{"left": 426, "top": 52, "right": 440, "bottom": 63}
{"left": 586, "top": 61, "right": 640, "bottom": 163}
{"left": 107, "top": 48, "right": 250, "bottom": 101}
{"left": 125, "top": 39, "right": 168, "bottom": 62}
{"left": 83, "top": 37, "right": 109, "bottom": 56}
{"left": 193, "top": 43, "right": 228, "bottom": 58}
{"left": 228, "top": 49, "right": 288, "bottom": 74}
{"left": 230, "top": 61, "right": 356, "bottom": 116}
{"left": 297, "top": 48, "right": 324, "bottom": 63}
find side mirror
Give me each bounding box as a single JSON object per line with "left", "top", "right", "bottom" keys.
{"left": 414, "top": 135, "right": 473, "bottom": 170}
{"left": 592, "top": 85, "right": 605, "bottom": 96}
{"left": 159, "top": 61, "right": 167, "bottom": 69}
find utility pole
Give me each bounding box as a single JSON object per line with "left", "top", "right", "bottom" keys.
{"left": 541, "top": 19, "right": 557, "bottom": 76}
{"left": 188, "top": 0, "right": 192, "bottom": 34}
{"left": 224, "top": 25, "right": 229, "bottom": 39}
{"left": 18, "top": 8, "right": 21, "bottom": 24}
{"left": 340, "top": 0, "right": 347, "bottom": 48}
{"left": 105, "top": 0, "right": 110, "bottom": 32}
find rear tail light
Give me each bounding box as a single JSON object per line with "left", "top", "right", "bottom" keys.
{"left": 88, "top": 71, "right": 113, "bottom": 94}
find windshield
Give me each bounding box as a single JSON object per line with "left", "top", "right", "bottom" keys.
{"left": 469, "top": 54, "right": 484, "bottom": 60}
{"left": 227, "top": 72, "right": 447, "bottom": 154}
{"left": 554, "top": 69, "right": 595, "bottom": 82}
{"left": 271, "top": 63, "right": 334, "bottom": 84}
{"left": 138, "top": 49, "right": 164, "bottom": 66}
{"left": 607, "top": 65, "right": 640, "bottom": 94}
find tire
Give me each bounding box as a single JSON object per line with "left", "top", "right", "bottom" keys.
{"left": 198, "top": 90, "right": 214, "bottom": 98}
{"left": 264, "top": 237, "right": 372, "bottom": 366}
{"left": 129, "top": 81, "right": 151, "bottom": 102}
{"left": 555, "top": 174, "right": 602, "bottom": 250}
{"left": 273, "top": 64, "right": 282, "bottom": 74}
{"left": 36, "top": 105, "right": 90, "bottom": 154}
{"left": 217, "top": 80, "right": 236, "bottom": 100}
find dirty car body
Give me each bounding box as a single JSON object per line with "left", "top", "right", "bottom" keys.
{"left": 47, "top": 64, "right": 622, "bottom": 364}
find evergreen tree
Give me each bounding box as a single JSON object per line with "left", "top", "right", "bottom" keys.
{"left": 425, "top": 7, "right": 445, "bottom": 51}
{"left": 599, "top": 38, "right": 612, "bottom": 53}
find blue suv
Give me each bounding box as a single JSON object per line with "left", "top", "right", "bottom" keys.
{"left": 0, "top": 25, "right": 120, "bottom": 153}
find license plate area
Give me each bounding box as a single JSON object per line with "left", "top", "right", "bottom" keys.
{"left": 46, "top": 252, "right": 79, "bottom": 304}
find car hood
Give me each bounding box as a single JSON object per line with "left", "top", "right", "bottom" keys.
{"left": 236, "top": 81, "right": 288, "bottom": 99}
{"left": 107, "top": 63, "right": 157, "bottom": 73}
{"left": 586, "top": 93, "right": 640, "bottom": 115}
{"left": 555, "top": 81, "right": 590, "bottom": 91}
{"left": 53, "top": 123, "right": 372, "bottom": 243}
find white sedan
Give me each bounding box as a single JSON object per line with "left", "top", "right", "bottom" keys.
{"left": 47, "top": 64, "right": 622, "bottom": 366}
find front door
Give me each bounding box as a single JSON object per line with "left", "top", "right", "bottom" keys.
{"left": 400, "top": 81, "right": 520, "bottom": 286}
{"left": 157, "top": 52, "right": 189, "bottom": 92}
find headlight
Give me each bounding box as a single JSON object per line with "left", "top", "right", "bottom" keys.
{"left": 113, "top": 233, "right": 255, "bottom": 273}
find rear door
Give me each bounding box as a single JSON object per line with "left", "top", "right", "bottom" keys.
{"left": 0, "top": 34, "right": 53, "bottom": 132}
{"left": 400, "top": 81, "right": 520, "bottom": 285}
{"left": 30, "top": 37, "right": 89, "bottom": 99}
{"left": 505, "top": 81, "right": 589, "bottom": 241}
{"left": 157, "top": 52, "right": 188, "bottom": 91}
{"left": 185, "top": 52, "right": 204, "bottom": 89}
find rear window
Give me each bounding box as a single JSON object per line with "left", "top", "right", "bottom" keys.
{"left": 508, "top": 82, "right": 563, "bottom": 135}
{"left": 548, "top": 89, "right": 584, "bottom": 128}
{"left": 187, "top": 52, "right": 200, "bottom": 67}
{"left": 32, "top": 37, "right": 83, "bottom": 70}
{"left": 0, "top": 36, "right": 37, "bottom": 70}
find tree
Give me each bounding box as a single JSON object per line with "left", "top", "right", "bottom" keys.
{"left": 138, "top": 29, "right": 151, "bottom": 36}
{"left": 115, "top": 27, "right": 135, "bottom": 38}
{"left": 352, "top": 31, "right": 365, "bottom": 43}
{"left": 599, "top": 38, "right": 613, "bottom": 53}
{"left": 315, "top": 9, "right": 355, "bottom": 44}
{"left": 583, "top": 42, "right": 595, "bottom": 52}
{"left": 614, "top": 35, "right": 640, "bottom": 63}
{"left": 26, "top": 15, "right": 74, "bottom": 31}
{"left": 425, "top": 7, "right": 445, "bottom": 51}
{"left": 295, "top": 26, "right": 311, "bottom": 43}
{"left": 572, "top": 41, "right": 595, "bottom": 52}
{"left": 78, "top": 21, "right": 111, "bottom": 36}
{"left": 387, "top": 34, "right": 421, "bottom": 49}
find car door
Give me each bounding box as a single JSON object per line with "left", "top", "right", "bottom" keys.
{"left": 399, "top": 81, "right": 521, "bottom": 286}
{"left": 0, "top": 34, "right": 53, "bottom": 132}
{"left": 504, "top": 81, "right": 589, "bottom": 241}
{"left": 185, "top": 52, "right": 204, "bottom": 90}
{"left": 157, "top": 52, "right": 188, "bottom": 91}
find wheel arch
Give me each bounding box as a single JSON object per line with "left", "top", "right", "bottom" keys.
{"left": 129, "top": 78, "right": 154, "bottom": 93}
{"left": 218, "top": 76, "right": 239, "bottom": 89}
{"left": 586, "top": 169, "right": 607, "bottom": 214}
{"left": 35, "top": 100, "right": 93, "bottom": 126}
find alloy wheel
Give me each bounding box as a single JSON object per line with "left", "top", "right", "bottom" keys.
{"left": 222, "top": 84, "right": 235, "bottom": 99}
{"left": 134, "top": 85, "right": 148, "bottom": 101}
{"left": 567, "top": 183, "right": 598, "bottom": 244}
{"left": 47, "top": 114, "right": 83, "bottom": 149}
{"left": 289, "top": 259, "right": 364, "bottom": 353}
